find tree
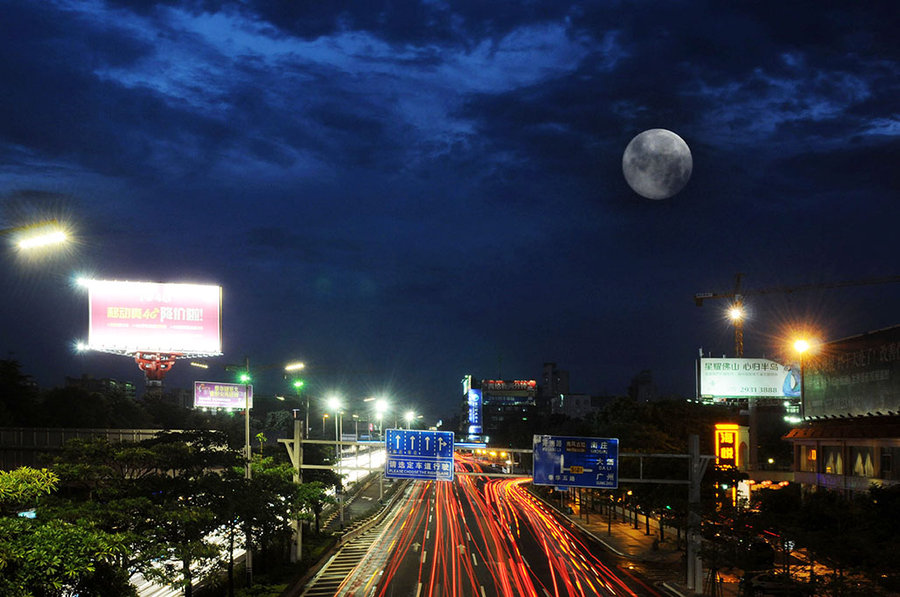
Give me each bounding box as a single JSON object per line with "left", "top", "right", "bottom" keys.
{"left": 0, "top": 467, "right": 130, "bottom": 596}
{"left": 241, "top": 457, "right": 302, "bottom": 570}
{"left": 128, "top": 430, "right": 240, "bottom": 596}
{"left": 296, "top": 481, "right": 334, "bottom": 535}
{"left": 39, "top": 386, "right": 110, "bottom": 428}
{"left": 0, "top": 359, "right": 40, "bottom": 426}
{"left": 47, "top": 431, "right": 239, "bottom": 596}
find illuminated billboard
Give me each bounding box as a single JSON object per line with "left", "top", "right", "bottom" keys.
{"left": 194, "top": 382, "right": 252, "bottom": 409}
{"left": 714, "top": 423, "right": 748, "bottom": 469}
{"left": 699, "top": 358, "right": 799, "bottom": 399}
{"left": 467, "top": 389, "right": 483, "bottom": 436}
{"left": 86, "top": 280, "right": 222, "bottom": 355}
{"left": 481, "top": 379, "right": 537, "bottom": 394}
{"left": 804, "top": 326, "right": 900, "bottom": 419}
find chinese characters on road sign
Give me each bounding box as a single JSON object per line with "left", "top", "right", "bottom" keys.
{"left": 532, "top": 435, "right": 619, "bottom": 489}
{"left": 385, "top": 429, "right": 455, "bottom": 482}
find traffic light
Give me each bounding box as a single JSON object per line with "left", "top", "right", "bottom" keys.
{"left": 238, "top": 372, "right": 251, "bottom": 383}
{"left": 293, "top": 379, "right": 305, "bottom": 390}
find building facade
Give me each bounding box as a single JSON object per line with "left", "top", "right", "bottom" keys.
{"left": 462, "top": 376, "right": 537, "bottom": 443}
{"left": 784, "top": 325, "right": 900, "bottom": 493}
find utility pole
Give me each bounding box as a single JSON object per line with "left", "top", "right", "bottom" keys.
{"left": 242, "top": 356, "right": 253, "bottom": 587}
{"left": 686, "top": 434, "right": 708, "bottom": 592}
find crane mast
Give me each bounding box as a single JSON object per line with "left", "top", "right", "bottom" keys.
{"left": 695, "top": 274, "right": 900, "bottom": 357}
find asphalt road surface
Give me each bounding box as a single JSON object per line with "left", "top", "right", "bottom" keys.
{"left": 323, "top": 454, "right": 665, "bottom": 596}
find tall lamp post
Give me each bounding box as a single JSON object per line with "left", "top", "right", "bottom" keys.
{"left": 293, "top": 379, "right": 307, "bottom": 437}
{"left": 235, "top": 367, "right": 253, "bottom": 587}
{"left": 794, "top": 339, "right": 811, "bottom": 420}
{"left": 729, "top": 303, "right": 745, "bottom": 357}
{"left": 327, "top": 396, "right": 344, "bottom": 524}
{"left": 284, "top": 362, "right": 307, "bottom": 437}
{"left": 374, "top": 399, "right": 388, "bottom": 439}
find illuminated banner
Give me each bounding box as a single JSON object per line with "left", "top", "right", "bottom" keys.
{"left": 87, "top": 280, "right": 222, "bottom": 355}
{"left": 194, "top": 382, "right": 252, "bottom": 409}
{"left": 699, "top": 358, "right": 799, "bottom": 399}
{"left": 467, "top": 389, "right": 483, "bottom": 436}
{"left": 714, "top": 424, "right": 740, "bottom": 468}
{"left": 482, "top": 380, "right": 537, "bottom": 392}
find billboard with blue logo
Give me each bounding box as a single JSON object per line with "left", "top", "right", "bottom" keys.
{"left": 467, "top": 388, "right": 482, "bottom": 436}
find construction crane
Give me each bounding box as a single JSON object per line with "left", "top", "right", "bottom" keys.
{"left": 695, "top": 274, "right": 900, "bottom": 357}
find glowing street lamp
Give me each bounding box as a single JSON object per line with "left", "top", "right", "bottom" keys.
{"left": 794, "top": 339, "right": 812, "bottom": 420}
{"left": 404, "top": 410, "right": 415, "bottom": 429}
{"left": 2, "top": 219, "right": 69, "bottom": 251}
{"left": 374, "top": 399, "right": 388, "bottom": 439}
{"left": 284, "top": 362, "right": 308, "bottom": 438}
{"left": 729, "top": 301, "right": 745, "bottom": 357}
{"left": 326, "top": 395, "right": 344, "bottom": 524}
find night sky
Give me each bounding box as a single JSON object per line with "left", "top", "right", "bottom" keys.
{"left": 2, "top": 1, "right": 898, "bottom": 422}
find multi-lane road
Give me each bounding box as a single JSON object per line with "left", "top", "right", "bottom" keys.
{"left": 309, "top": 454, "right": 665, "bottom": 596}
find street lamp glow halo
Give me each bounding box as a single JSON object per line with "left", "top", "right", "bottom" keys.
{"left": 5, "top": 219, "right": 70, "bottom": 251}
{"left": 794, "top": 339, "right": 811, "bottom": 354}
{"left": 17, "top": 230, "right": 68, "bottom": 250}
{"left": 284, "top": 362, "right": 305, "bottom": 372}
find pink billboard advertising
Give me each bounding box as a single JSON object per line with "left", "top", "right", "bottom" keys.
{"left": 87, "top": 280, "right": 222, "bottom": 355}
{"left": 194, "top": 382, "right": 252, "bottom": 409}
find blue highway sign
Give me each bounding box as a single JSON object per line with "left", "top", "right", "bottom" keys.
{"left": 385, "top": 429, "right": 455, "bottom": 481}
{"left": 532, "top": 435, "right": 619, "bottom": 489}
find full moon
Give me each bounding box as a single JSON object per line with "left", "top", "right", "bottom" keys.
{"left": 622, "top": 129, "right": 692, "bottom": 200}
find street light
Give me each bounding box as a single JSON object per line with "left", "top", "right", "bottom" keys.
{"left": 794, "top": 339, "right": 811, "bottom": 420}
{"left": 367, "top": 398, "right": 389, "bottom": 437}
{"left": 729, "top": 302, "right": 745, "bottom": 357}
{"left": 2, "top": 219, "right": 69, "bottom": 251}
{"left": 404, "top": 410, "right": 415, "bottom": 429}
{"left": 293, "top": 379, "right": 307, "bottom": 435}
{"left": 326, "top": 395, "right": 344, "bottom": 524}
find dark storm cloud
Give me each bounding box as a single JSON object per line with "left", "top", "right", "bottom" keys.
{"left": 0, "top": 3, "right": 239, "bottom": 182}
{"left": 450, "top": 0, "right": 898, "bottom": 213}
{"left": 241, "top": 0, "right": 573, "bottom": 46}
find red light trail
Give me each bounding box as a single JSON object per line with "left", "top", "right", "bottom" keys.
{"left": 334, "top": 454, "right": 664, "bottom": 597}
